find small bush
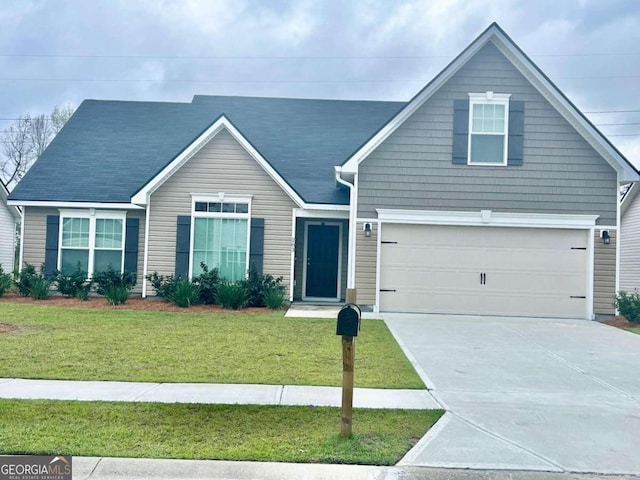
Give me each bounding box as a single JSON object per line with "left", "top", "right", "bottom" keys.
{"left": 0, "top": 265, "right": 12, "bottom": 297}
{"left": 614, "top": 291, "right": 640, "bottom": 323}
{"left": 103, "top": 285, "right": 130, "bottom": 305}
{"left": 146, "top": 272, "right": 179, "bottom": 300}
{"left": 29, "top": 276, "right": 51, "bottom": 300}
{"left": 93, "top": 267, "right": 136, "bottom": 304}
{"left": 246, "top": 265, "right": 284, "bottom": 308}
{"left": 264, "top": 286, "right": 285, "bottom": 310}
{"left": 169, "top": 278, "right": 200, "bottom": 308}
{"left": 17, "top": 263, "right": 37, "bottom": 296}
{"left": 217, "top": 282, "right": 248, "bottom": 310}
{"left": 55, "top": 263, "right": 92, "bottom": 299}
{"left": 193, "top": 262, "right": 219, "bottom": 305}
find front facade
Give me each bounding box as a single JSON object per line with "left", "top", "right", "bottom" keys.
{"left": 9, "top": 24, "right": 637, "bottom": 319}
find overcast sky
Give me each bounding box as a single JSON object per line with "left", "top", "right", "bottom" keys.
{"left": 1, "top": 0, "right": 639, "bottom": 164}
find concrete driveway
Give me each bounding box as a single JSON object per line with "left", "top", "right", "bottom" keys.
{"left": 383, "top": 314, "right": 640, "bottom": 475}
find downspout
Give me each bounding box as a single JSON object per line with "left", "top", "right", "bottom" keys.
{"left": 335, "top": 167, "right": 356, "bottom": 289}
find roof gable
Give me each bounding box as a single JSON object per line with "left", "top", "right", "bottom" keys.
{"left": 9, "top": 96, "right": 403, "bottom": 206}
{"left": 340, "top": 23, "right": 638, "bottom": 183}
{"left": 1, "top": 180, "right": 20, "bottom": 219}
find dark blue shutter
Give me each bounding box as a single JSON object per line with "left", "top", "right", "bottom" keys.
{"left": 249, "top": 218, "right": 265, "bottom": 275}
{"left": 508, "top": 100, "right": 525, "bottom": 166}
{"left": 175, "top": 216, "right": 191, "bottom": 278}
{"left": 124, "top": 217, "right": 139, "bottom": 275}
{"left": 452, "top": 99, "right": 469, "bottom": 164}
{"left": 44, "top": 215, "right": 59, "bottom": 277}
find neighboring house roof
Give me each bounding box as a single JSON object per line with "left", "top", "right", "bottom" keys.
{"left": 340, "top": 23, "right": 639, "bottom": 183}
{"left": 8, "top": 96, "right": 405, "bottom": 206}
{"left": 621, "top": 183, "right": 639, "bottom": 217}
{"left": 1, "top": 180, "right": 20, "bottom": 219}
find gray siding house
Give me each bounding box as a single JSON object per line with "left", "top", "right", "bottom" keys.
{"left": 8, "top": 23, "right": 637, "bottom": 319}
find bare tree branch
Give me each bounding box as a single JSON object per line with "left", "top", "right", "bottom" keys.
{"left": 0, "top": 105, "right": 75, "bottom": 190}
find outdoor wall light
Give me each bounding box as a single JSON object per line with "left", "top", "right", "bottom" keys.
{"left": 601, "top": 230, "right": 611, "bottom": 245}
{"left": 364, "top": 223, "right": 372, "bottom": 238}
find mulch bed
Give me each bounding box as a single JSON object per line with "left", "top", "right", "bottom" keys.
{"left": 0, "top": 290, "right": 276, "bottom": 314}
{"left": 601, "top": 315, "right": 638, "bottom": 330}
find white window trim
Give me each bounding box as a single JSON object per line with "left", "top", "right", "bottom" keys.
{"left": 57, "top": 209, "right": 127, "bottom": 276}
{"left": 468, "top": 92, "right": 511, "bottom": 166}
{"left": 189, "top": 194, "right": 252, "bottom": 280}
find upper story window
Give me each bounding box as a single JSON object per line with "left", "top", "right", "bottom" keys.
{"left": 59, "top": 210, "right": 126, "bottom": 276}
{"left": 190, "top": 194, "right": 252, "bottom": 281}
{"left": 468, "top": 92, "right": 511, "bottom": 166}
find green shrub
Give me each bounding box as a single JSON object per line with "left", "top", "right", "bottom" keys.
{"left": 0, "top": 265, "right": 13, "bottom": 297}
{"left": 168, "top": 278, "right": 200, "bottom": 308}
{"left": 264, "top": 286, "right": 285, "bottom": 310}
{"left": 246, "top": 265, "right": 284, "bottom": 308}
{"left": 55, "top": 263, "right": 92, "bottom": 299}
{"left": 146, "top": 272, "right": 179, "bottom": 299}
{"left": 17, "top": 263, "right": 37, "bottom": 296}
{"left": 614, "top": 291, "right": 640, "bottom": 323}
{"left": 29, "top": 276, "right": 51, "bottom": 300}
{"left": 93, "top": 267, "right": 136, "bottom": 304}
{"left": 193, "top": 262, "right": 219, "bottom": 305}
{"left": 217, "top": 282, "right": 248, "bottom": 310}
{"left": 103, "top": 285, "right": 130, "bottom": 305}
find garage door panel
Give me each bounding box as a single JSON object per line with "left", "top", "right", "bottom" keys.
{"left": 379, "top": 225, "right": 589, "bottom": 319}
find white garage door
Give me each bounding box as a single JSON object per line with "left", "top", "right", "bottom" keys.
{"left": 379, "top": 224, "right": 589, "bottom": 318}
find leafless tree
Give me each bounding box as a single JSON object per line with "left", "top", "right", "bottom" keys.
{"left": 0, "top": 105, "right": 75, "bottom": 190}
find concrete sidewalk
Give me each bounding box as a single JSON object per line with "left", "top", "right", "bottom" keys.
{"left": 0, "top": 377, "right": 438, "bottom": 409}
{"left": 71, "top": 457, "right": 638, "bottom": 480}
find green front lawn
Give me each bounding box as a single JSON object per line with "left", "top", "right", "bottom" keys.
{"left": 0, "top": 400, "right": 443, "bottom": 465}
{"left": 627, "top": 326, "right": 640, "bottom": 335}
{"left": 0, "top": 304, "right": 423, "bottom": 388}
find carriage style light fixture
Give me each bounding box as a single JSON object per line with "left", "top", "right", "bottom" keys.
{"left": 601, "top": 230, "right": 610, "bottom": 245}
{"left": 363, "top": 223, "right": 372, "bottom": 238}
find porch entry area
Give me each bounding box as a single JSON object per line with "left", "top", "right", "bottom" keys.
{"left": 293, "top": 218, "right": 348, "bottom": 302}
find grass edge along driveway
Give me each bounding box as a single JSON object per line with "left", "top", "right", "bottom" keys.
{"left": 0, "top": 400, "right": 444, "bottom": 465}
{"left": 0, "top": 303, "right": 424, "bottom": 389}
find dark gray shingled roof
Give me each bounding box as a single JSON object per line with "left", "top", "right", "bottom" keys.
{"left": 9, "top": 95, "right": 405, "bottom": 205}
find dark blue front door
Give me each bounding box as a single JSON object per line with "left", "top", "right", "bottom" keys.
{"left": 306, "top": 223, "right": 340, "bottom": 298}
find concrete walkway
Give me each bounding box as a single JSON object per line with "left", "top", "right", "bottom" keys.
{"left": 0, "top": 378, "right": 438, "bottom": 409}
{"left": 71, "top": 457, "right": 638, "bottom": 480}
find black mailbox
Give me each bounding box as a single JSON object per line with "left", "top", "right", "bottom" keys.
{"left": 336, "top": 304, "right": 361, "bottom": 337}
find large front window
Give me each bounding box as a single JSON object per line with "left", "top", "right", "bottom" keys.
{"left": 191, "top": 196, "right": 251, "bottom": 282}
{"left": 59, "top": 211, "right": 125, "bottom": 275}
{"left": 468, "top": 92, "right": 510, "bottom": 165}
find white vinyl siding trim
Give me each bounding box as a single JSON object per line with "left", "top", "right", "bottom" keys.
{"left": 57, "top": 209, "right": 126, "bottom": 276}
{"left": 0, "top": 201, "right": 17, "bottom": 272}
{"left": 468, "top": 92, "right": 510, "bottom": 166}
{"left": 189, "top": 194, "right": 252, "bottom": 281}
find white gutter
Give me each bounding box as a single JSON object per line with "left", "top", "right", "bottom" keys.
{"left": 335, "top": 167, "right": 356, "bottom": 288}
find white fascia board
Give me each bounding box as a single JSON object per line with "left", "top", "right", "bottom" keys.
{"left": 130, "top": 115, "right": 306, "bottom": 208}
{"left": 376, "top": 209, "right": 599, "bottom": 229}
{"left": 340, "top": 27, "right": 497, "bottom": 174}
{"left": 294, "top": 208, "right": 349, "bottom": 219}
{"left": 7, "top": 200, "right": 144, "bottom": 210}
{"left": 489, "top": 32, "right": 639, "bottom": 183}
{"left": 621, "top": 183, "right": 638, "bottom": 218}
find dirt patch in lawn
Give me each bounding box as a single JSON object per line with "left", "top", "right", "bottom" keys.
{"left": 602, "top": 316, "right": 639, "bottom": 330}
{"left": 0, "top": 323, "right": 22, "bottom": 334}
{"left": 0, "top": 290, "right": 276, "bottom": 314}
